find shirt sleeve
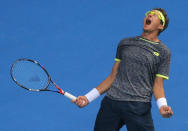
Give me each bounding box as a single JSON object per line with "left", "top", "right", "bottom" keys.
{"left": 156, "top": 51, "right": 171, "bottom": 80}
{"left": 114, "top": 45, "right": 122, "bottom": 62}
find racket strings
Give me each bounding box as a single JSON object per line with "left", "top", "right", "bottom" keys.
{"left": 11, "top": 60, "right": 49, "bottom": 90}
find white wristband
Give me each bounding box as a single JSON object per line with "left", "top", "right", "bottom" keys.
{"left": 85, "top": 88, "right": 100, "bottom": 103}
{"left": 156, "top": 97, "right": 167, "bottom": 109}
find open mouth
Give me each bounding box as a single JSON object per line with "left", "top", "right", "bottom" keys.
{"left": 146, "top": 19, "right": 151, "bottom": 25}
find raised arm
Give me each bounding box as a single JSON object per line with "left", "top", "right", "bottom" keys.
{"left": 153, "top": 77, "right": 173, "bottom": 118}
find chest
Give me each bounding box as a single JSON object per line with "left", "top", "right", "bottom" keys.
{"left": 120, "top": 44, "right": 161, "bottom": 66}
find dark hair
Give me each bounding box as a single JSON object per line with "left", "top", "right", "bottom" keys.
{"left": 153, "top": 8, "right": 169, "bottom": 35}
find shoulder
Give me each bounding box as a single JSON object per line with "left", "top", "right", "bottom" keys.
{"left": 159, "top": 42, "right": 171, "bottom": 57}
{"left": 118, "top": 36, "right": 139, "bottom": 46}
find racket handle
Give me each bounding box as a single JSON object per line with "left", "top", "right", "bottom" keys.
{"left": 64, "top": 92, "right": 77, "bottom": 100}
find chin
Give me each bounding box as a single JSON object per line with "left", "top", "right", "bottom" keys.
{"left": 143, "top": 28, "right": 152, "bottom": 33}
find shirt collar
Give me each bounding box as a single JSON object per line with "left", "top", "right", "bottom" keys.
{"left": 139, "top": 37, "right": 160, "bottom": 45}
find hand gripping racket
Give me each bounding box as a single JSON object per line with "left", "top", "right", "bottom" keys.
{"left": 10, "top": 58, "right": 77, "bottom": 100}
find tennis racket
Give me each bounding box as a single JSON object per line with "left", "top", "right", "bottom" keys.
{"left": 10, "top": 58, "right": 77, "bottom": 100}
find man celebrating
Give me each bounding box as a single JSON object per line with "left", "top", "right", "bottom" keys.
{"left": 75, "top": 8, "right": 173, "bottom": 131}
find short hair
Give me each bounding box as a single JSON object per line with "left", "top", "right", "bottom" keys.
{"left": 153, "top": 8, "right": 169, "bottom": 35}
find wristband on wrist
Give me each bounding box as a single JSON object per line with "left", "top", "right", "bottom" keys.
{"left": 156, "top": 97, "right": 167, "bottom": 109}
{"left": 85, "top": 88, "right": 100, "bottom": 103}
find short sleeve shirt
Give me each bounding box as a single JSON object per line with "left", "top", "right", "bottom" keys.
{"left": 107, "top": 36, "right": 171, "bottom": 102}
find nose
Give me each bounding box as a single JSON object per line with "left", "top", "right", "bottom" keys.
{"left": 148, "top": 14, "right": 152, "bottom": 18}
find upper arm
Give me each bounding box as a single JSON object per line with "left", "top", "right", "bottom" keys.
{"left": 110, "top": 41, "right": 122, "bottom": 78}
{"left": 154, "top": 76, "right": 164, "bottom": 87}
{"left": 110, "top": 61, "right": 120, "bottom": 78}
{"left": 153, "top": 76, "right": 165, "bottom": 99}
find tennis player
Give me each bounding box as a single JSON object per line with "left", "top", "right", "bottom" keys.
{"left": 74, "top": 8, "right": 173, "bottom": 131}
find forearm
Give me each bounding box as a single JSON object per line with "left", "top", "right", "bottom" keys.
{"left": 153, "top": 77, "right": 165, "bottom": 100}
{"left": 152, "top": 77, "right": 173, "bottom": 117}
{"left": 84, "top": 73, "right": 115, "bottom": 103}
{"left": 153, "top": 84, "right": 165, "bottom": 100}
{"left": 96, "top": 73, "right": 116, "bottom": 95}
{"left": 96, "top": 62, "right": 119, "bottom": 94}
{"left": 85, "top": 62, "right": 119, "bottom": 103}
{"left": 153, "top": 77, "right": 168, "bottom": 109}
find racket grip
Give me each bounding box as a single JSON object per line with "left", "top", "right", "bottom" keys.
{"left": 64, "top": 92, "right": 77, "bottom": 100}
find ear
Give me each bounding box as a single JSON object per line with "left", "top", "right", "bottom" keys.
{"left": 158, "top": 24, "right": 164, "bottom": 30}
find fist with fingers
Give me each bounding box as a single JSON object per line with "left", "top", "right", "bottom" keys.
{"left": 160, "top": 105, "right": 173, "bottom": 118}
{"left": 75, "top": 96, "right": 89, "bottom": 108}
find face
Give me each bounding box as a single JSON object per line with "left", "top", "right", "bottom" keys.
{"left": 143, "top": 10, "right": 164, "bottom": 33}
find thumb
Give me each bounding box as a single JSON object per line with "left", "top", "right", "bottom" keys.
{"left": 71, "top": 98, "right": 77, "bottom": 103}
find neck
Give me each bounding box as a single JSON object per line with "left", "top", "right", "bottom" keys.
{"left": 141, "top": 32, "right": 159, "bottom": 42}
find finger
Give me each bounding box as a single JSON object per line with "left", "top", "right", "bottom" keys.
{"left": 82, "top": 100, "right": 86, "bottom": 105}
{"left": 168, "top": 107, "right": 173, "bottom": 115}
{"left": 75, "top": 96, "right": 89, "bottom": 107}
{"left": 76, "top": 97, "right": 83, "bottom": 103}
{"left": 72, "top": 99, "right": 76, "bottom": 103}
{"left": 166, "top": 107, "right": 173, "bottom": 115}
{"left": 77, "top": 100, "right": 83, "bottom": 106}
{"left": 75, "top": 100, "right": 82, "bottom": 106}
{"left": 168, "top": 110, "right": 173, "bottom": 116}
{"left": 163, "top": 106, "right": 172, "bottom": 113}
{"left": 79, "top": 99, "right": 88, "bottom": 108}
{"left": 162, "top": 113, "right": 170, "bottom": 118}
{"left": 78, "top": 99, "right": 86, "bottom": 107}
{"left": 162, "top": 111, "right": 173, "bottom": 118}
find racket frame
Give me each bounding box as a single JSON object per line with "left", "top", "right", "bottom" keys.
{"left": 10, "top": 58, "right": 77, "bottom": 100}
{"left": 10, "top": 58, "right": 51, "bottom": 91}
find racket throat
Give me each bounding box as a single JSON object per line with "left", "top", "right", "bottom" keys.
{"left": 55, "top": 85, "right": 65, "bottom": 95}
